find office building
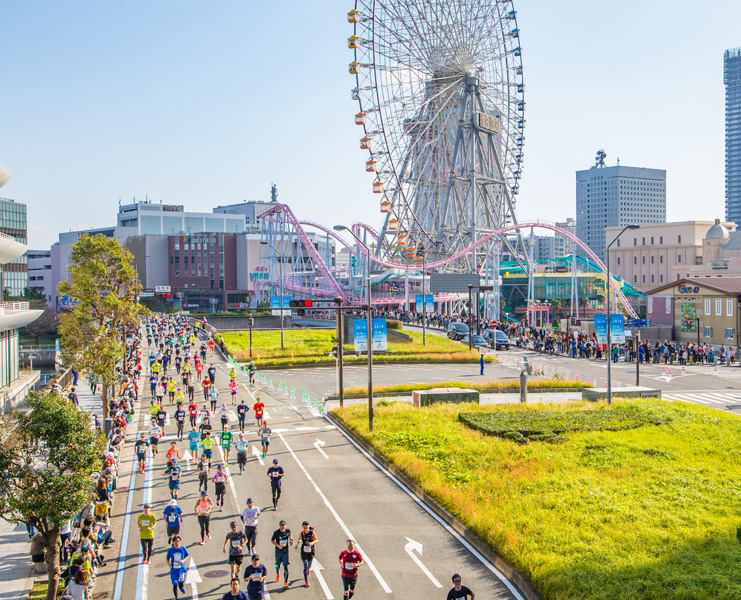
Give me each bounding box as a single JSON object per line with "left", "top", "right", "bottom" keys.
{"left": 725, "top": 47, "right": 741, "bottom": 223}
{"left": 27, "top": 250, "right": 54, "bottom": 305}
{"left": 213, "top": 200, "right": 276, "bottom": 232}
{"left": 554, "top": 217, "right": 576, "bottom": 257}
{"left": 117, "top": 201, "right": 246, "bottom": 235}
{"left": 0, "top": 198, "right": 28, "bottom": 297}
{"left": 576, "top": 163, "right": 666, "bottom": 262}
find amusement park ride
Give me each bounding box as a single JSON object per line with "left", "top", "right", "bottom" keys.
{"left": 256, "top": 0, "right": 637, "bottom": 319}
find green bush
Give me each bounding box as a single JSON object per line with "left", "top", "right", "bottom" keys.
{"left": 459, "top": 404, "right": 671, "bottom": 441}
{"left": 386, "top": 319, "right": 403, "bottom": 330}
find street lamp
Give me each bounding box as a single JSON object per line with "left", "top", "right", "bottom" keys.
{"left": 261, "top": 240, "right": 285, "bottom": 351}
{"left": 334, "top": 224, "right": 374, "bottom": 432}
{"left": 415, "top": 242, "right": 441, "bottom": 347}
{"left": 606, "top": 224, "right": 639, "bottom": 405}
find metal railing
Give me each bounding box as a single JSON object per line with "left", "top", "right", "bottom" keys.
{"left": 0, "top": 301, "right": 31, "bottom": 314}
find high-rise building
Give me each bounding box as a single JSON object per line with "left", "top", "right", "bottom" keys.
{"left": 27, "top": 249, "right": 53, "bottom": 305}
{"left": 0, "top": 198, "right": 28, "bottom": 297}
{"left": 554, "top": 217, "right": 576, "bottom": 257}
{"left": 725, "top": 47, "right": 741, "bottom": 223}
{"left": 576, "top": 163, "right": 666, "bottom": 262}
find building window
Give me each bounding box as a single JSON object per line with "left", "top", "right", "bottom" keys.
{"left": 617, "top": 256, "right": 620, "bottom": 265}
{"left": 648, "top": 298, "right": 653, "bottom": 313}
{"left": 659, "top": 236, "right": 663, "bottom": 244}
{"left": 660, "top": 274, "right": 664, "bottom": 282}
{"left": 715, "top": 298, "right": 722, "bottom": 317}
{"left": 651, "top": 256, "right": 654, "bottom": 264}
{"left": 634, "top": 257, "right": 637, "bottom": 265}
{"left": 633, "top": 238, "right": 637, "bottom": 246}
{"left": 659, "top": 255, "right": 663, "bottom": 264}
{"left": 651, "top": 275, "right": 655, "bottom": 283}
{"left": 677, "top": 274, "right": 680, "bottom": 281}
{"left": 666, "top": 297, "right": 671, "bottom": 314}
{"left": 642, "top": 256, "right": 646, "bottom": 264}
{"left": 704, "top": 326, "right": 713, "bottom": 339}
{"left": 651, "top": 237, "right": 654, "bottom": 245}
{"left": 727, "top": 297, "right": 734, "bottom": 317}
{"left": 617, "top": 239, "right": 620, "bottom": 247}
{"left": 642, "top": 237, "right": 645, "bottom": 245}
{"left": 705, "top": 298, "right": 711, "bottom": 315}
{"left": 678, "top": 254, "right": 682, "bottom": 264}
{"left": 634, "top": 275, "right": 637, "bottom": 283}
{"left": 678, "top": 235, "right": 682, "bottom": 243}
{"left": 643, "top": 275, "right": 646, "bottom": 283}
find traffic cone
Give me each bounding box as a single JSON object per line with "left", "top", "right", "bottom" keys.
{"left": 268, "top": 378, "right": 273, "bottom": 388}
{"left": 587, "top": 378, "right": 591, "bottom": 385}
{"left": 278, "top": 382, "right": 282, "bottom": 392}
{"left": 604, "top": 381, "right": 607, "bottom": 389}
{"left": 290, "top": 388, "right": 296, "bottom": 400}
{"left": 284, "top": 386, "right": 290, "bottom": 396}
{"left": 714, "top": 365, "right": 718, "bottom": 375}
{"left": 662, "top": 366, "right": 666, "bottom": 376}
{"left": 668, "top": 369, "right": 672, "bottom": 381}
{"left": 681, "top": 365, "right": 685, "bottom": 375}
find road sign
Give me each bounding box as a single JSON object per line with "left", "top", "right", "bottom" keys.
{"left": 414, "top": 293, "right": 434, "bottom": 313}
{"left": 155, "top": 285, "right": 171, "bottom": 293}
{"left": 271, "top": 296, "right": 291, "bottom": 316}
{"left": 139, "top": 292, "right": 154, "bottom": 298}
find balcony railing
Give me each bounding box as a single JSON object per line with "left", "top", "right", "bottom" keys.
{"left": 0, "top": 301, "right": 31, "bottom": 315}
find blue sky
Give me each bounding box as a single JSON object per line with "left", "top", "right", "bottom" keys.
{"left": 3, "top": 0, "right": 741, "bottom": 248}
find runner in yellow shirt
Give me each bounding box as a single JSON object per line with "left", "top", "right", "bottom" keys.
{"left": 167, "top": 379, "right": 177, "bottom": 405}
{"left": 201, "top": 432, "right": 215, "bottom": 470}
{"left": 138, "top": 504, "right": 156, "bottom": 564}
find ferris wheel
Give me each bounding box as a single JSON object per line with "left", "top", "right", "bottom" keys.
{"left": 348, "top": 0, "right": 525, "bottom": 275}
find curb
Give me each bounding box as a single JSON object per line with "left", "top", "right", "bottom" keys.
{"left": 326, "top": 387, "right": 586, "bottom": 400}
{"left": 235, "top": 359, "right": 498, "bottom": 370}
{"left": 326, "top": 411, "right": 544, "bottom": 600}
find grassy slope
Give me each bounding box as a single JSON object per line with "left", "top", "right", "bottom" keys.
{"left": 334, "top": 399, "right": 741, "bottom": 600}
{"left": 343, "top": 378, "right": 591, "bottom": 395}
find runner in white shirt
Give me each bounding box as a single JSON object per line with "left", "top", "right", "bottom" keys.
{"left": 240, "top": 498, "right": 261, "bottom": 556}
{"left": 149, "top": 420, "right": 162, "bottom": 457}
{"left": 219, "top": 404, "right": 230, "bottom": 429}
{"left": 198, "top": 406, "right": 211, "bottom": 426}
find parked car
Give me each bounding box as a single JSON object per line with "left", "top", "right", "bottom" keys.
{"left": 447, "top": 322, "right": 470, "bottom": 341}
{"left": 461, "top": 334, "right": 491, "bottom": 349}
{"left": 483, "top": 329, "right": 511, "bottom": 350}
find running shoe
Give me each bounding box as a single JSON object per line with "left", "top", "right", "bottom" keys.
{"left": 284, "top": 582, "right": 290, "bottom": 589}
{"left": 200, "top": 540, "right": 204, "bottom": 545}
{"left": 305, "top": 581, "right": 309, "bottom": 587}
{"left": 207, "top": 534, "right": 211, "bottom": 540}
{"left": 276, "top": 573, "right": 280, "bottom": 582}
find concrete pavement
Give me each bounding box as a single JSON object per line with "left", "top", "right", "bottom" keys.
{"left": 0, "top": 519, "right": 36, "bottom": 600}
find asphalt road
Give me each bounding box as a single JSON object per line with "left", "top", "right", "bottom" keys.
{"left": 115, "top": 347, "right": 522, "bottom": 600}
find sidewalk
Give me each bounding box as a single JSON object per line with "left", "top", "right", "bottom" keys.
{"left": 0, "top": 519, "right": 36, "bottom": 600}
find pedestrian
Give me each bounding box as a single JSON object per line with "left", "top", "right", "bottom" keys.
{"left": 259, "top": 420, "right": 271, "bottom": 460}
{"left": 240, "top": 498, "right": 260, "bottom": 556}
{"left": 221, "top": 577, "right": 249, "bottom": 600}
{"left": 67, "top": 387, "right": 79, "bottom": 407}
{"left": 213, "top": 465, "right": 228, "bottom": 511}
{"left": 447, "top": 573, "right": 475, "bottom": 599}
{"left": 223, "top": 521, "right": 247, "bottom": 579}
{"left": 194, "top": 491, "right": 213, "bottom": 545}
{"left": 242, "top": 555, "right": 267, "bottom": 600}
{"left": 271, "top": 520, "right": 292, "bottom": 588}
{"left": 267, "top": 458, "right": 284, "bottom": 509}
{"left": 339, "top": 539, "right": 363, "bottom": 599}
{"left": 166, "top": 536, "right": 189, "bottom": 599}
{"left": 295, "top": 521, "right": 317, "bottom": 588}
{"left": 137, "top": 504, "right": 156, "bottom": 564}
{"left": 135, "top": 433, "right": 150, "bottom": 473}
{"left": 163, "top": 499, "right": 184, "bottom": 545}
{"left": 479, "top": 353, "right": 485, "bottom": 376}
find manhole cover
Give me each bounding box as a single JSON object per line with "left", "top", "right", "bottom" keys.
{"left": 203, "top": 569, "right": 230, "bottom": 579}
{"left": 92, "top": 593, "right": 109, "bottom": 599}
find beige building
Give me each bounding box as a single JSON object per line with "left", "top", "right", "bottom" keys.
{"left": 607, "top": 221, "right": 736, "bottom": 291}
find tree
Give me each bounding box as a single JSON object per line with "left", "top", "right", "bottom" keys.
{"left": 23, "top": 308, "right": 58, "bottom": 344}
{"left": 24, "top": 286, "right": 47, "bottom": 302}
{"left": 58, "top": 234, "right": 143, "bottom": 419}
{"left": 0, "top": 391, "right": 104, "bottom": 600}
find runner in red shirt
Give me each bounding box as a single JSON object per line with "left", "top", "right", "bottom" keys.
{"left": 208, "top": 339, "right": 215, "bottom": 356}
{"left": 195, "top": 361, "right": 203, "bottom": 378}
{"left": 253, "top": 399, "right": 265, "bottom": 428}
{"left": 339, "top": 540, "right": 363, "bottom": 599}
{"left": 188, "top": 401, "right": 199, "bottom": 428}
{"left": 166, "top": 441, "right": 181, "bottom": 473}
{"left": 202, "top": 378, "right": 211, "bottom": 402}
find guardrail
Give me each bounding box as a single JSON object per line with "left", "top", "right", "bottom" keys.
{"left": 0, "top": 301, "right": 31, "bottom": 314}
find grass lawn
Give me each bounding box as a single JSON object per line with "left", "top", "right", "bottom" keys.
{"left": 334, "top": 398, "right": 741, "bottom": 600}
{"left": 343, "top": 378, "right": 591, "bottom": 395}
{"left": 223, "top": 329, "right": 486, "bottom": 366}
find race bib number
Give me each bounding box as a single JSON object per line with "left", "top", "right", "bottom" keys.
{"left": 345, "top": 562, "right": 354, "bottom": 569}
{"left": 303, "top": 545, "right": 312, "bottom": 553}
{"left": 232, "top": 540, "right": 241, "bottom": 547}
{"left": 168, "top": 514, "right": 178, "bottom": 523}
{"left": 171, "top": 552, "right": 182, "bottom": 562}
{"left": 279, "top": 540, "right": 286, "bottom": 547}
{"left": 250, "top": 572, "right": 261, "bottom": 580}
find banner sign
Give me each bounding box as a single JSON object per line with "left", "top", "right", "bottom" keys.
{"left": 353, "top": 319, "right": 388, "bottom": 352}
{"left": 610, "top": 314, "right": 626, "bottom": 344}
{"left": 271, "top": 296, "right": 291, "bottom": 316}
{"left": 414, "top": 294, "right": 434, "bottom": 313}
{"left": 594, "top": 314, "right": 607, "bottom": 344}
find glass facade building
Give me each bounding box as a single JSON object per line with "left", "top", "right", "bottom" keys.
{"left": 0, "top": 198, "right": 28, "bottom": 297}
{"left": 725, "top": 47, "right": 741, "bottom": 223}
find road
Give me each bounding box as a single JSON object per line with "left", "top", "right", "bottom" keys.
{"left": 115, "top": 346, "right": 522, "bottom": 600}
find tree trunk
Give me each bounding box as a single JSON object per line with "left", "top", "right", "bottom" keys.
{"left": 101, "top": 383, "right": 109, "bottom": 420}
{"left": 43, "top": 527, "right": 61, "bottom": 600}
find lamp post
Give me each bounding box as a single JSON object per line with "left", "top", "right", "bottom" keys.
{"left": 606, "top": 224, "right": 639, "bottom": 405}
{"left": 415, "top": 242, "right": 441, "bottom": 347}
{"left": 334, "top": 225, "right": 375, "bottom": 431}
{"left": 261, "top": 240, "right": 285, "bottom": 350}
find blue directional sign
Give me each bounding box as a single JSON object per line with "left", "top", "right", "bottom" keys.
{"left": 414, "top": 294, "right": 434, "bottom": 313}
{"left": 354, "top": 319, "right": 388, "bottom": 352}
{"left": 626, "top": 318, "right": 652, "bottom": 328}
{"left": 594, "top": 314, "right": 607, "bottom": 344}
{"left": 610, "top": 314, "right": 626, "bottom": 344}
{"left": 270, "top": 296, "right": 291, "bottom": 316}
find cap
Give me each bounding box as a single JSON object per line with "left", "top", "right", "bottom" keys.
{"left": 222, "top": 403, "right": 226, "bottom": 407}
{"left": 272, "top": 459, "right": 279, "bottom": 464}
{"left": 302, "top": 521, "right": 309, "bottom": 526}
{"left": 246, "top": 497, "right": 253, "bottom": 504}
{"left": 217, "top": 464, "right": 223, "bottom": 469}
{"left": 143, "top": 503, "right": 151, "bottom": 508}
{"left": 168, "top": 499, "right": 177, "bottom": 507}
{"left": 251, "top": 554, "right": 260, "bottom": 561}
{"left": 230, "top": 521, "right": 237, "bottom": 527}
{"left": 279, "top": 520, "right": 287, "bottom": 525}
{"left": 200, "top": 491, "right": 207, "bottom": 495}
{"left": 172, "top": 457, "right": 178, "bottom": 462}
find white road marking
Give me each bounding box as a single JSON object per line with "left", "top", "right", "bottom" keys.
{"left": 185, "top": 556, "right": 202, "bottom": 599}
{"left": 313, "top": 438, "right": 329, "bottom": 459}
{"left": 216, "top": 443, "right": 240, "bottom": 510}
{"left": 277, "top": 431, "right": 392, "bottom": 594}
{"left": 183, "top": 450, "right": 192, "bottom": 471}
{"left": 312, "top": 559, "right": 334, "bottom": 599}
{"left": 135, "top": 441, "right": 155, "bottom": 600}
{"left": 252, "top": 445, "right": 265, "bottom": 466}
{"left": 404, "top": 537, "right": 442, "bottom": 588}
{"left": 113, "top": 433, "right": 139, "bottom": 600}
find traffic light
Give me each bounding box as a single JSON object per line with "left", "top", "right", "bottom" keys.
{"left": 289, "top": 299, "right": 313, "bottom": 316}
{"left": 165, "top": 293, "right": 172, "bottom": 300}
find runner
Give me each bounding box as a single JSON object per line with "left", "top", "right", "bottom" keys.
{"left": 165, "top": 535, "right": 189, "bottom": 599}
{"left": 219, "top": 403, "right": 230, "bottom": 429}
{"left": 222, "top": 578, "right": 249, "bottom": 600}
{"left": 223, "top": 520, "right": 247, "bottom": 579}
{"left": 165, "top": 441, "right": 181, "bottom": 474}
{"left": 267, "top": 458, "right": 284, "bottom": 509}
{"left": 149, "top": 418, "right": 162, "bottom": 458}
{"left": 198, "top": 455, "right": 210, "bottom": 492}
{"left": 236, "top": 399, "right": 249, "bottom": 432}
{"left": 258, "top": 420, "right": 271, "bottom": 460}
{"left": 271, "top": 520, "right": 292, "bottom": 588}
{"left": 201, "top": 431, "right": 215, "bottom": 470}
{"left": 295, "top": 521, "right": 317, "bottom": 588}
{"left": 199, "top": 405, "right": 211, "bottom": 427}
{"left": 135, "top": 433, "right": 150, "bottom": 473}
{"left": 240, "top": 498, "right": 260, "bottom": 555}
{"left": 187, "top": 374, "right": 196, "bottom": 402}
{"left": 253, "top": 398, "right": 264, "bottom": 428}
{"left": 209, "top": 386, "right": 220, "bottom": 411}
{"left": 221, "top": 425, "right": 233, "bottom": 463}
{"left": 234, "top": 432, "right": 248, "bottom": 474}
{"left": 156, "top": 404, "right": 168, "bottom": 436}
{"left": 188, "top": 399, "right": 199, "bottom": 428}
{"left": 202, "top": 377, "right": 211, "bottom": 402}
{"left": 339, "top": 539, "right": 363, "bottom": 599}
{"left": 174, "top": 403, "right": 186, "bottom": 440}
{"left": 208, "top": 339, "right": 215, "bottom": 357}
{"left": 175, "top": 387, "right": 185, "bottom": 406}
{"left": 447, "top": 574, "right": 475, "bottom": 600}
{"left": 167, "top": 378, "right": 177, "bottom": 404}
{"left": 213, "top": 464, "right": 228, "bottom": 511}
{"left": 150, "top": 399, "right": 161, "bottom": 421}
{"left": 137, "top": 503, "right": 156, "bottom": 564}
{"left": 243, "top": 555, "right": 267, "bottom": 600}
{"left": 208, "top": 363, "right": 216, "bottom": 384}
{"left": 248, "top": 361, "right": 256, "bottom": 387}
{"left": 194, "top": 490, "right": 213, "bottom": 545}
{"left": 188, "top": 428, "right": 200, "bottom": 463}
{"left": 163, "top": 499, "right": 184, "bottom": 545}
{"left": 149, "top": 373, "right": 158, "bottom": 398}
{"left": 168, "top": 458, "right": 182, "bottom": 500}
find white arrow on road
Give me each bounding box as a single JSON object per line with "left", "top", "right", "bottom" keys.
{"left": 313, "top": 439, "right": 329, "bottom": 459}
{"left": 404, "top": 537, "right": 442, "bottom": 588}
{"left": 183, "top": 450, "right": 192, "bottom": 470}
{"left": 312, "top": 559, "right": 334, "bottom": 599}
{"left": 252, "top": 445, "right": 264, "bottom": 466}
{"left": 185, "top": 557, "right": 202, "bottom": 599}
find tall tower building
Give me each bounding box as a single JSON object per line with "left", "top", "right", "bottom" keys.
{"left": 725, "top": 47, "right": 741, "bottom": 223}
{"left": 0, "top": 197, "right": 28, "bottom": 297}
{"left": 576, "top": 158, "right": 666, "bottom": 262}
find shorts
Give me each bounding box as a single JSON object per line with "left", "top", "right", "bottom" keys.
{"left": 228, "top": 555, "right": 244, "bottom": 565}
{"left": 157, "top": 419, "right": 165, "bottom": 427}
{"left": 137, "top": 453, "right": 147, "bottom": 462}
{"left": 255, "top": 416, "right": 263, "bottom": 423}
{"left": 189, "top": 443, "right": 198, "bottom": 452}
{"left": 169, "top": 481, "right": 180, "bottom": 490}
{"left": 203, "top": 449, "right": 213, "bottom": 459}
{"left": 261, "top": 440, "right": 270, "bottom": 447}
{"left": 274, "top": 549, "right": 290, "bottom": 568}
{"left": 150, "top": 437, "right": 159, "bottom": 446}
{"left": 221, "top": 418, "right": 228, "bottom": 426}
{"left": 237, "top": 452, "right": 247, "bottom": 465}
{"left": 166, "top": 525, "right": 181, "bottom": 536}
{"left": 170, "top": 568, "right": 186, "bottom": 586}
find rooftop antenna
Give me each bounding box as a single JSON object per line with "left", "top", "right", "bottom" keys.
{"left": 617, "top": 157, "right": 620, "bottom": 166}
{"left": 595, "top": 149, "right": 607, "bottom": 168}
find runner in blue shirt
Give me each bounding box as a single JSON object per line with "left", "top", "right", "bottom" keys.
{"left": 163, "top": 499, "right": 184, "bottom": 544}
{"left": 243, "top": 554, "right": 267, "bottom": 599}
{"left": 234, "top": 432, "right": 249, "bottom": 475}
{"left": 166, "top": 536, "right": 189, "bottom": 599}
{"left": 188, "top": 428, "right": 200, "bottom": 463}
{"left": 236, "top": 400, "right": 249, "bottom": 433}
